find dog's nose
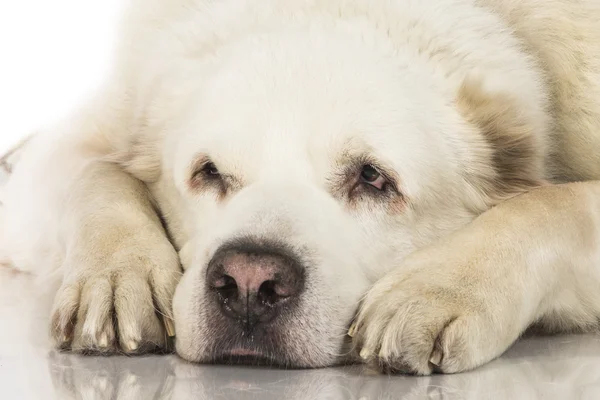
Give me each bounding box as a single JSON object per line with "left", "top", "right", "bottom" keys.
{"left": 206, "top": 243, "right": 305, "bottom": 326}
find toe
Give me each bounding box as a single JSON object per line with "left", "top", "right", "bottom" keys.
{"left": 50, "top": 282, "right": 81, "bottom": 348}
{"left": 114, "top": 274, "right": 166, "bottom": 353}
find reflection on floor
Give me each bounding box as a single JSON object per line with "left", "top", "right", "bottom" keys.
{"left": 3, "top": 335, "right": 600, "bottom": 399}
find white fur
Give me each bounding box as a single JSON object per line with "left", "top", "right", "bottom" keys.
{"left": 2, "top": 0, "right": 600, "bottom": 373}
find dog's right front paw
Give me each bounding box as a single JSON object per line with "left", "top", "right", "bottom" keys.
{"left": 50, "top": 242, "right": 181, "bottom": 355}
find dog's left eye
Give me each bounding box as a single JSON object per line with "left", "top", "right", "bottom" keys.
{"left": 360, "top": 164, "right": 386, "bottom": 190}
{"left": 201, "top": 162, "right": 220, "bottom": 177}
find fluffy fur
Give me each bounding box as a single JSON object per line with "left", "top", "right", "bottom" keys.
{"left": 1, "top": 0, "right": 600, "bottom": 374}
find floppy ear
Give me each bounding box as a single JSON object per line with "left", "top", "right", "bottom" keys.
{"left": 101, "top": 105, "right": 163, "bottom": 183}
{"left": 456, "top": 79, "right": 548, "bottom": 206}
{"left": 112, "top": 134, "right": 163, "bottom": 183}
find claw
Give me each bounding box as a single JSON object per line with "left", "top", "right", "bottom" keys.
{"left": 429, "top": 347, "right": 443, "bottom": 367}
{"left": 359, "top": 347, "right": 372, "bottom": 360}
{"left": 163, "top": 316, "right": 176, "bottom": 337}
{"left": 98, "top": 333, "right": 109, "bottom": 348}
{"left": 126, "top": 340, "right": 139, "bottom": 352}
{"left": 347, "top": 322, "right": 357, "bottom": 338}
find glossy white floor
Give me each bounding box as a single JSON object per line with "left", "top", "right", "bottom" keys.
{"left": 1, "top": 269, "right": 600, "bottom": 400}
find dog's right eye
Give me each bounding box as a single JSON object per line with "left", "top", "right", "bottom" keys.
{"left": 190, "top": 160, "right": 222, "bottom": 187}
{"left": 189, "top": 160, "right": 230, "bottom": 197}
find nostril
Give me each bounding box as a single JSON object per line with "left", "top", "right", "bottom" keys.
{"left": 257, "top": 279, "right": 294, "bottom": 306}
{"left": 212, "top": 274, "right": 236, "bottom": 289}
{"left": 257, "top": 280, "right": 280, "bottom": 305}
{"left": 213, "top": 274, "right": 238, "bottom": 300}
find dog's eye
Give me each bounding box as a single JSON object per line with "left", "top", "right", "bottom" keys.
{"left": 200, "top": 162, "right": 220, "bottom": 178}
{"left": 189, "top": 158, "right": 232, "bottom": 197}
{"left": 360, "top": 164, "right": 386, "bottom": 190}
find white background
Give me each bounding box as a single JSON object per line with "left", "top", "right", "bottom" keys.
{"left": 0, "top": 1, "right": 123, "bottom": 152}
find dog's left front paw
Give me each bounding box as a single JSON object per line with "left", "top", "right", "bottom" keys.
{"left": 350, "top": 264, "right": 515, "bottom": 375}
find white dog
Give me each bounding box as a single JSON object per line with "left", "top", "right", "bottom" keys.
{"left": 1, "top": 0, "right": 600, "bottom": 375}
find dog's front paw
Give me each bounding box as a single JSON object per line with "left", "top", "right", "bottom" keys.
{"left": 50, "top": 238, "right": 181, "bottom": 355}
{"left": 350, "top": 264, "right": 514, "bottom": 375}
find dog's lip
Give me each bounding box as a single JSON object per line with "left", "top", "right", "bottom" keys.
{"left": 226, "top": 348, "right": 263, "bottom": 357}
{"left": 213, "top": 348, "right": 284, "bottom": 367}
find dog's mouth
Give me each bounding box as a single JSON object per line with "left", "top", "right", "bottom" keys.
{"left": 212, "top": 349, "right": 289, "bottom": 368}
{"left": 227, "top": 348, "right": 263, "bottom": 357}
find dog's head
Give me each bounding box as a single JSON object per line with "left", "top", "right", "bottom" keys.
{"left": 120, "top": 5, "right": 548, "bottom": 367}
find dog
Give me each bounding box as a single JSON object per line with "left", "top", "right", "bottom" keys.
{"left": 1, "top": 0, "right": 600, "bottom": 375}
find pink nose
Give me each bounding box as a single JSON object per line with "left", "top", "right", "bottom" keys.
{"left": 206, "top": 243, "right": 305, "bottom": 326}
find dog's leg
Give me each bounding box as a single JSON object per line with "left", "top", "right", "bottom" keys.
{"left": 1, "top": 128, "right": 180, "bottom": 354}
{"left": 351, "top": 182, "right": 600, "bottom": 375}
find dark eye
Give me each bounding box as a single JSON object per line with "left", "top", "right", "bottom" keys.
{"left": 360, "top": 164, "right": 387, "bottom": 190}
{"left": 360, "top": 164, "right": 380, "bottom": 182}
{"left": 201, "top": 162, "right": 220, "bottom": 178}
{"left": 188, "top": 157, "right": 232, "bottom": 196}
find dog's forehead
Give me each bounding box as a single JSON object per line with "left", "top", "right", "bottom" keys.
{"left": 170, "top": 30, "right": 458, "bottom": 188}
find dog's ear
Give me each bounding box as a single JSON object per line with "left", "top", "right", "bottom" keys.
{"left": 457, "top": 79, "right": 548, "bottom": 206}
{"left": 107, "top": 134, "right": 162, "bottom": 183}
{"left": 122, "top": 136, "right": 163, "bottom": 183}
